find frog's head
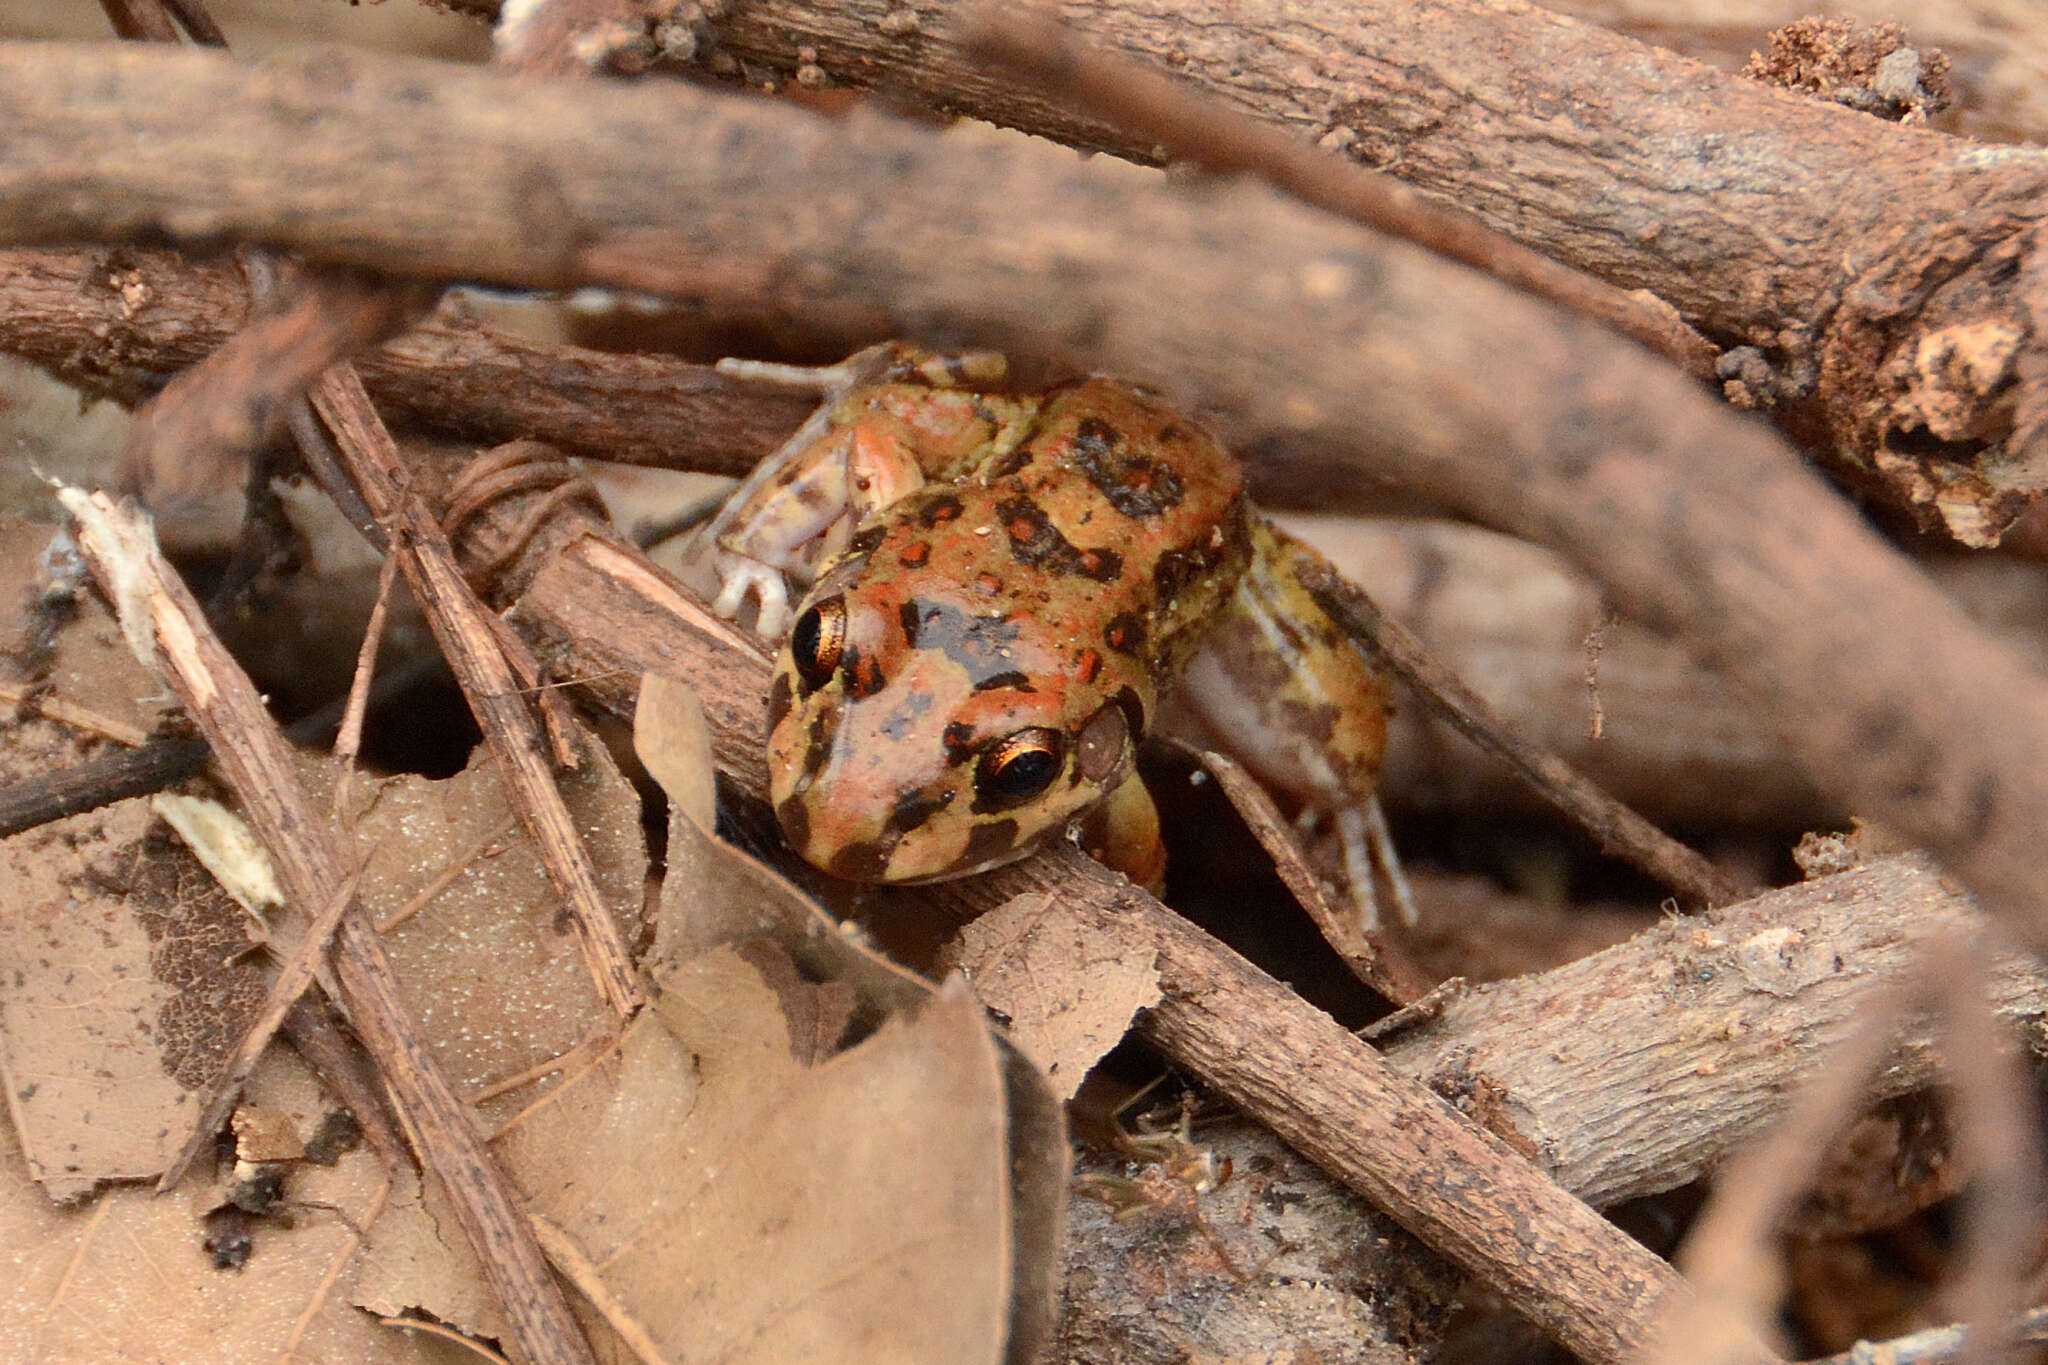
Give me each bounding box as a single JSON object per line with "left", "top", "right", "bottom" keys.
{"left": 765, "top": 493, "right": 1151, "bottom": 884}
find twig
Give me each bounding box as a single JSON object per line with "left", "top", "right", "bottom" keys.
{"left": 961, "top": 7, "right": 1719, "bottom": 379}
{"left": 119, "top": 268, "right": 421, "bottom": 502}
{"left": 308, "top": 368, "right": 645, "bottom": 1018}
{"left": 0, "top": 248, "right": 818, "bottom": 474}
{"left": 331, "top": 549, "right": 400, "bottom": 822}
{"left": 156, "top": 856, "right": 368, "bottom": 1192}
{"left": 1299, "top": 558, "right": 1752, "bottom": 908}
{"left": 95, "top": 0, "right": 177, "bottom": 43}
{"left": 1803, "top": 1306, "right": 2048, "bottom": 1365}
{"left": 58, "top": 488, "right": 598, "bottom": 1365}
{"left": 4, "top": 44, "right": 2043, "bottom": 945}
{"left": 1182, "top": 743, "right": 1426, "bottom": 1001}
{"left": 0, "top": 733, "right": 210, "bottom": 837}
{"left": 159, "top": 0, "right": 225, "bottom": 46}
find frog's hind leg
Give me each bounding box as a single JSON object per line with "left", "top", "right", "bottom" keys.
{"left": 1171, "top": 519, "right": 1405, "bottom": 931}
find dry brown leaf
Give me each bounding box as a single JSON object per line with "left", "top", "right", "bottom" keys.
{"left": 0, "top": 516, "right": 176, "bottom": 750}
{"left": 615, "top": 672, "right": 1068, "bottom": 1362}
{"left": 0, "top": 799, "right": 267, "bottom": 1198}
{"left": 633, "top": 671, "right": 715, "bottom": 831}
{"left": 0, "top": 1048, "right": 435, "bottom": 1364}
{"left": 494, "top": 956, "right": 1017, "bottom": 1365}
{"left": 945, "top": 891, "right": 1162, "bottom": 1102}
{"left": 321, "top": 740, "right": 647, "bottom": 1127}
{"left": 351, "top": 1166, "right": 511, "bottom": 1348}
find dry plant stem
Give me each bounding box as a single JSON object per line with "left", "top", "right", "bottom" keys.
{"left": 159, "top": 0, "right": 226, "bottom": 46}
{"left": 121, "top": 270, "right": 419, "bottom": 501}
{"left": 1300, "top": 560, "right": 1751, "bottom": 908}
{"left": 467, "top": 514, "right": 1723, "bottom": 1365}
{"left": 308, "top": 367, "right": 645, "bottom": 1018}
{"left": 962, "top": 8, "right": 1719, "bottom": 379}
{"left": 156, "top": 859, "right": 368, "bottom": 1193}
{"left": 332, "top": 549, "right": 401, "bottom": 814}
{"left": 1188, "top": 743, "right": 1422, "bottom": 1001}
{"left": 61, "top": 491, "right": 598, "bottom": 1365}
{"left": 5, "top": 47, "right": 2045, "bottom": 943}
{"left": 1804, "top": 1307, "right": 2048, "bottom": 1365}
{"left": 0, "top": 248, "right": 815, "bottom": 475}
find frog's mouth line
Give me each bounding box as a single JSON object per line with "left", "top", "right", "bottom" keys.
{"left": 885, "top": 836, "right": 1044, "bottom": 885}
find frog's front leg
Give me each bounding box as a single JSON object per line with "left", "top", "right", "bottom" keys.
{"left": 1171, "top": 520, "right": 1404, "bottom": 927}
{"left": 695, "top": 410, "right": 930, "bottom": 639}
{"left": 1077, "top": 772, "right": 1167, "bottom": 894}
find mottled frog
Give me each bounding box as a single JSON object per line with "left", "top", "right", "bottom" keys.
{"left": 698, "top": 347, "right": 1395, "bottom": 918}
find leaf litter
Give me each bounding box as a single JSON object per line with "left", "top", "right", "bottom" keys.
{"left": 0, "top": 609, "right": 1067, "bottom": 1361}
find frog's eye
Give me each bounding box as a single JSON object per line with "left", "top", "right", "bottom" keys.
{"left": 975, "top": 728, "right": 1065, "bottom": 809}
{"left": 789, "top": 597, "right": 847, "bottom": 692}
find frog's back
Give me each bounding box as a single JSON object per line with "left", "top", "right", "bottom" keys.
{"left": 974, "top": 378, "right": 1251, "bottom": 689}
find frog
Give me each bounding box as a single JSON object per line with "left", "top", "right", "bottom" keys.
{"left": 696, "top": 345, "right": 1399, "bottom": 922}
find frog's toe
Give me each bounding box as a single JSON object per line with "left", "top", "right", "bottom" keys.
{"left": 712, "top": 558, "right": 791, "bottom": 638}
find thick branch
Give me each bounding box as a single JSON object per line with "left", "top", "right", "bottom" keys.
{"left": 1, "top": 43, "right": 2043, "bottom": 948}
{"left": 1381, "top": 853, "right": 2048, "bottom": 1208}
{"left": 670, "top": 0, "right": 2048, "bottom": 541}
{"left": 0, "top": 248, "right": 813, "bottom": 473}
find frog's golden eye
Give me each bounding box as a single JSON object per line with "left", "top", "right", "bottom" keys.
{"left": 790, "top": 597, "right": 846, "bottom": 692}
{"left": 975, "top": 728, "right": 1065, "bottom": 809}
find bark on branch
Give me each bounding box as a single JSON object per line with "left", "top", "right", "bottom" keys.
{"left": 662, "top": 0, "right": 2048, "bottom": 544}
{"left": 2, "top": 42, "right": 2045, "bottom": 953}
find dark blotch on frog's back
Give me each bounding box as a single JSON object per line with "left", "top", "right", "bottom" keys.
{"left": 1102, "top": 612, "right": 1147, "bottom": 657}
{"left": 996, "top": 496, "right": 1123, "bottom": 582}
{"left": 898, "top": 597, "right": 1028, "bottom": 689}
{"left": 1068, "top": 416, "right": 1187, "bottom": 520}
